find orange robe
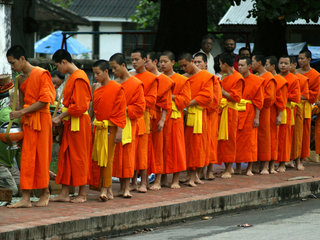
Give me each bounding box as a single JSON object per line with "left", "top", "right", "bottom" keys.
{"left": 236, "top": 74, "right": 264, "bottom": 163}
{"left": 89, "top": 81, "right": 127, "bottom": 189}
{"left": 163, "top": 73, "right": 191, "bottom": 174}
{"left": 19, "top": 67, "right": 55, "bottom": 189}
{"left": 301, "top": 69, "right": 320, "bottom": 156}
{"left": 291, "top": 73, "right": 309, "bottom": 160}
{"left": 149, "top": 73, "right": 173, "bottom": 174}
{"left": 134, "top": 71, "right": 157, "bottom": 172}
{"left": 55, "top": 69, "right": 92, "bottom": 186}
{"left": 217, "top": 71, "right": 244, "bottom": 163}
{"left": 271, "top": 75, "right": 288, "bottom": 161}
{"left": 185, "top": 70, "right": 213, "bottom": 170}
{"left": 113, "top": 76, "right": 145, "bottom": 178}
{"left": 278, "top": 72, "right": 300, "bottom": 163}
{"left": 257, "top": 72, "right": 276, "bottom": 161}
{"left": 206, "top": 76, "right": 222, "bottom": 165}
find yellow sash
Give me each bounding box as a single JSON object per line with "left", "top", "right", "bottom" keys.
{"left": 122, "top": 116, "right": 132, "bottom": 145}
{"left": 301, "top": 100, "right": 311, "bottom": 119}
{"left": 92, "top": 119, "right": 115, "bottom": 167}
{"left": 238, "top": 99, "right": 252, "bottom": 111}
{"left": 171, "top": 101, "right": 181, "bottom": 119}
{"left": 186, "top": 105, "right": 203, "bottom": 134}
{"left": 144, "top": 111, "right": 151, "bottom": 134}
{"left": 286, "top": 101, "right": 299, "bottom": 126}
{"left": 218, "top": 98, "right": 244, "bottom": 140}
{"left": 62, "top": 107, "right": 88, "bottom": 131}
{"left": 281, "top": 109, "right": 287, "bottom": 124}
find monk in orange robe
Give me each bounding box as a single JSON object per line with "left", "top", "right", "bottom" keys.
{"left": 265, "top": 56, "right": 288, "bottom": 174}
{"left": 193, "top": 52, "right": 222, "bottom": 180}
{"left": 88, "top": 60, "right": 127, "bottom": 201}
{"left": 109, "top": 53, "right": 145, "bottom": 198}
{"left": 178, "top": 53, "right": 213, "bottom": 186}
{"left": 145, "top": 52, "right": 176, "bottom": 189}
{"left": 160, "top": 51, "right": 190, "bottom": 188}
{"left": 217, "top": 53, "right": 244, "bottom": 179}
{"left": 51, "top": 49, "right": 92, "bottom": 203}
{"left": 277, "top": 56, "right": 300, "bottom": 173}
{"left": 251, "top": 55, "right": 276, "bottom": 175}
{"left": 289, "top": 56, "right": 309, "bottom": 170}
{"left": 130, "top": 49, "right": 157, "bottom": 192}
{"left": 297, "top": 50, "right": 320, "bottom": 158}
{"left": 235, "top": 57, "right": 264, "bottom": 176}
{"left": 7, "top": 45, "right": 55, "bottom": 208}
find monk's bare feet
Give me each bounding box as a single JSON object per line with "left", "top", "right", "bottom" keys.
{"left": 99, "top": 194, "right": 108, "bottom": 202}
{"left": 130, "top": 183, "right": 138, "bottom": 191}
{"left": 170, "top": 182, "right": 181, "bottom": 189}
{"left": 186, "top": 180, "right": 197, "bottom": 187}
{"left": 296, "top": 162, "right": 305, "bottom": 171}
{"left": 234, "top": 168, "right": 242, "bottom": 175}
{"left": 34, "top": 192, "right": 50, "bottom": 207}
{"left": 107, "top": 188, "right": 114, "bottom": 200}
{"left": 50, "top": 194, "right": 71, "bottom": 202}
{"left": 137, "top": 185, "right": 147, "bottom": 193}
{"left": 123, "top": 190, "right": 132, "bottom": 198}
{"left": 277, "top": 164, "right": 286, "bottom": 173}
{"left": 246, "top": 170, "right": 254, "bottom": 176}
{"left": 150, "top": 183, "right": 161, "bottom": 191}
{"left": 207, "top": 172, "right": 215, "bottom": 180}
{"left": 285, "top": 161, "right": 295, "bottom": 168}
{"left": 7, "top": 199, "right": 32, "bottom": 208}
{"left": 71, "top": 195, "right": 86, "bottom": 203}
{"left": 269, "top": 169, "right": 278, "bottom": 174}
{"left": 230, "top": 167, "right": 234, "bottom": 174}
{"left": 260, "top": 169, "right": 269, "bottom": 175}
{"left": 221, "top": 171, "right": 232, "bottom": 179}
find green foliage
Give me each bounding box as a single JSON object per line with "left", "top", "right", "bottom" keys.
{"left": 130, "top": 0, "right": 160, "bottom": 30}
{"left": 207, "top": 0, "right": 231, "bottom": 32}
{"left": 50, "top": 0, "right": 74, "bottom": 8}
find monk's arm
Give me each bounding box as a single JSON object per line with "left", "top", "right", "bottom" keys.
{"left": 115, "top": 127, "right": 123, "bottom": 144}
{"left": 188, "top": 99, "right": 197, "bottom": 106}
{"left": 10, "top": 101, "right": 47, "bottom": 120}
{"left": 276, "top": 111, "right": 283, "bottom": 125}
{"left": 157, "top": 110, "right": 167, "bottom": 132}
{"left": 253, "top": 107, "right": 260, "bottom": 128}
{"left": 221, "top": 88, "right": 233, "bottom": 101}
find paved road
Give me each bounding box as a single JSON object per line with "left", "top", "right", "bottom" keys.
{"left": 111, "top": 198, "right": 320, "bottom": 240}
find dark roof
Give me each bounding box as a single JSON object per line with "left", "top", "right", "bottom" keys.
{"left": 69, "top": 0, "right": 140, "bottom": 19}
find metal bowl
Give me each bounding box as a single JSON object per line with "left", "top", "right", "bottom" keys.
{"left": 0, "top": 122, "right": 23, "bottom": 145}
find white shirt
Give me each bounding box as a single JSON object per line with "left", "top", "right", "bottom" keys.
{"left": 200, "top": 49, "right": 215, "bottom": 75}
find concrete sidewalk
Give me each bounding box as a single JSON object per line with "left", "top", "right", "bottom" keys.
{"left": 1, "top": 162, "right": 320, "bottom": 240}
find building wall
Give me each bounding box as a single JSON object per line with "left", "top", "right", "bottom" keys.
{"left": 99, "top": 22, "right": 122, "bottom": 60}
{"left": 0, "top": 3, "right": 11, "bottom": 74}
{"left": 74, "top": 25, "right": 93, "bottom": 59}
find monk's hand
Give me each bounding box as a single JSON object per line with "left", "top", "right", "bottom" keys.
{"left": 52, "top": 116, "right": 62, "bottom": 126}
{"left": 115, "top": 128, "right": 123, "bottom": 144}
{"left": 276, "top": 115, "right": 282, "bottom": 125}
{"left": 10, "top": 110, "right": 24, "bottom": 120}
{"left": 253, "top": 117, "right": 259, "bottom": 128}
{"left": 157, "top": 119, "right": 165, "bottom": 132}
{"left": 188, "top": 99, "right": 197, "bottom": 107}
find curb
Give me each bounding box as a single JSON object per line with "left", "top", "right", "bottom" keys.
{"left": 1, "top": 179, "right": 320, "bottom": 240}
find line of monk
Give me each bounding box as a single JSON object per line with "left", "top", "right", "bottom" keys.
{"left": 5, "top": 45, "right": 320, "bottom": 208}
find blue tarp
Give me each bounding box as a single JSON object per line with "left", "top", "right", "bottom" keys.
{"left": 34, "top": 31, "right": 91, "bottom": 55}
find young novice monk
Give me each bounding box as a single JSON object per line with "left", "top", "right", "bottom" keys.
{"left": 51, "top": 49, "right": 92, "bottom": 203}
{"left": 110, "top": 53, "right": 145, "bottom": 198}
{"left": 89, "top": 60, "right": 127, "bottom": 201}
{"left": 7, "top": 45, "right": 55, "bottom": 208}
{"left": 178, "top": 53, "right": 213, "bottom": 186}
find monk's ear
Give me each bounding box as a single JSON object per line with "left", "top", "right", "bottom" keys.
{"left": 19, "top": 56, "right": 26, "bottom": 62}
{"left": 154, "top": 59, "right": 158, "bottom": 65}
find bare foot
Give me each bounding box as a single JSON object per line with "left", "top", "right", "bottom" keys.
{"left": 234, "top": 168, "right": 242, "bottom": 175}
{"left": 107, "top": 188, "right": 114, "bottom": 200}
{"left": 99, "top": 194, "right": 108, "bottom": 202}
{"left": 260, "top": 169, "right": 269, "bottom": 175}
{"left": 277, "top": 165, "right": 286, "bottom": 173}
{"left": 137, "top": 185, "right": 147, "bottom": 193}
{"left": 246, "top": 170, "right": 254, "bottom": 176}
{"left": 221, "top": 171, "right": 232, "bottom": 179}
{"left": 123, "top": 190, "right": 132, "bottom": 198}
{"left": 34, "top": 193, "right": 50, "bottom": 207}
{"left": 285, "top": 161, "right": 295, "bottom": 168}
{"left": 296, "top": 163, "right": 305, "bottom": 171}
{"left": 230, "top": 167, "right": 235, "bottom": 174}
{"left": 50, "top": 194, "right": 71, "bottom": 202}
{"left": 7, "top": 199, "right": 32, "bottom": 208}
{"left": 186, "top": 180, "right": 197, "bottom": 187}
{"left": 130, "top": 183, "right": 138, "bottom": 191}
{"left": 195, "top": 179, "right": 204, "bottom": 184}
{"left": 207, "top": 172, "right": 215, "bottom": 180}
{"left": 71, "top": 195, "right": 87, "bottom": 203}
{"left": 150, "top": 183, "right": 161, "bottom": 191}
{"left": 170, "top": 183, "right": 181, "bottom": 189}
{"left": 269, "top": 169, "right": 278, "bottom": 174}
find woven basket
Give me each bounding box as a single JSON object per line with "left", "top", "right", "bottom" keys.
{"left": 0, "top": 74, "right": 11, "bottom": 86}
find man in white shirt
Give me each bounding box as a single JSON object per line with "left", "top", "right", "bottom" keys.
{"left": 198, "top": 35, "right": 215, "bottom": 74}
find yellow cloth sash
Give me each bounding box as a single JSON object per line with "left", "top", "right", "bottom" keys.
{"left": 22, "top": 104, "right": 50, "bottom": 131}
{"left": 217, "top": 98, "right": 250, "bottom": 140}
{"left": 281, "top": 109, "right": 287, "bottom": 124}
{"left": 122, "top": 116, "right": 132, "bottom": 145}
{"left": 62, "top": 107, "right": 88, "bottom": 131}
{"left": 171, "top": 101, "right": 181, "bottom": 119}
{"left": 301, "top": 100, "right": 311, "bottom": 119}
{"left": 92, "top": 119, "right": 115, "bottom": 167}
{"left": 286, "top": 101, "right": 299, "bottom": 126}
{"left": 186, "top": 105, "right": 203, "bottom": 134}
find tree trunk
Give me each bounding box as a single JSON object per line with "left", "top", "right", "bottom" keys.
{"left": 253, "top": 17, "right": 288, "bottom": 58}
{"left": 154, "top": 0, "right": 207, "bottom": 58}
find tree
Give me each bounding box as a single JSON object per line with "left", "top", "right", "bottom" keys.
{"left": 130, "top": 0, "right": 160, "bottom": 30}
{"left": 50, "top": 0, "right": 73, "bottom": 8}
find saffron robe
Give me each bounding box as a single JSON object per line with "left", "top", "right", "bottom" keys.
{"left": 113, "top": 76, "right": 145, "bottom": 178}
{"left": 217, "top": 71, "right": 244, "bottom": 163}
{"left": 55, "top": 69, "right": 92, "bottom": 186}
{"left": 163, "top": 73, "right": 190, "bottom": 174}
{"left": 89, "top": 81, "right": 127, "bottom": 188}
{"left": 134, "top": 71, "right": 157, "bottom": 172}
{"left": 277, "top": 72, "right": 300, "bottom": 163}
{"left": 270, "top": 75, "right": 288, "bottom": 161}
{"left": 185, "top": 70, "right": 213, "bottom": 169}
{"left": 257, "top": 72, "right": 276, "bottom": 161}
{"left": 235, "top": 74, "right": 264, "bottom": 163}
{"left": 20, "top": 67, "right": 55, "bottom": 189}
{"left": 149, "top": 73, "right": 173, "bottom": 174}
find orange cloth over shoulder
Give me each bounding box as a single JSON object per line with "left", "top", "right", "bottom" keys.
{"left": 185, "top": 70, "right": 213, "bottom": 170}
{"left": 19, "top": 67, "right": 55, "bottom": 190}
{"left": 89, "top": 80, "right": 127, "bottom": 188}
{"left": 217, "top": 71, "right": 244, "bottom": 164}
{"left": 113, "top": 76, "right": 145, "bottom": 178}
{"left": 236, "top": 74, "right": 264, "bottom": 163}
{"left": 55, "top": 69, "right": 92, "bottom": 186}
{"left": 163, "top": 73, "right": 190, "bottom": 174}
